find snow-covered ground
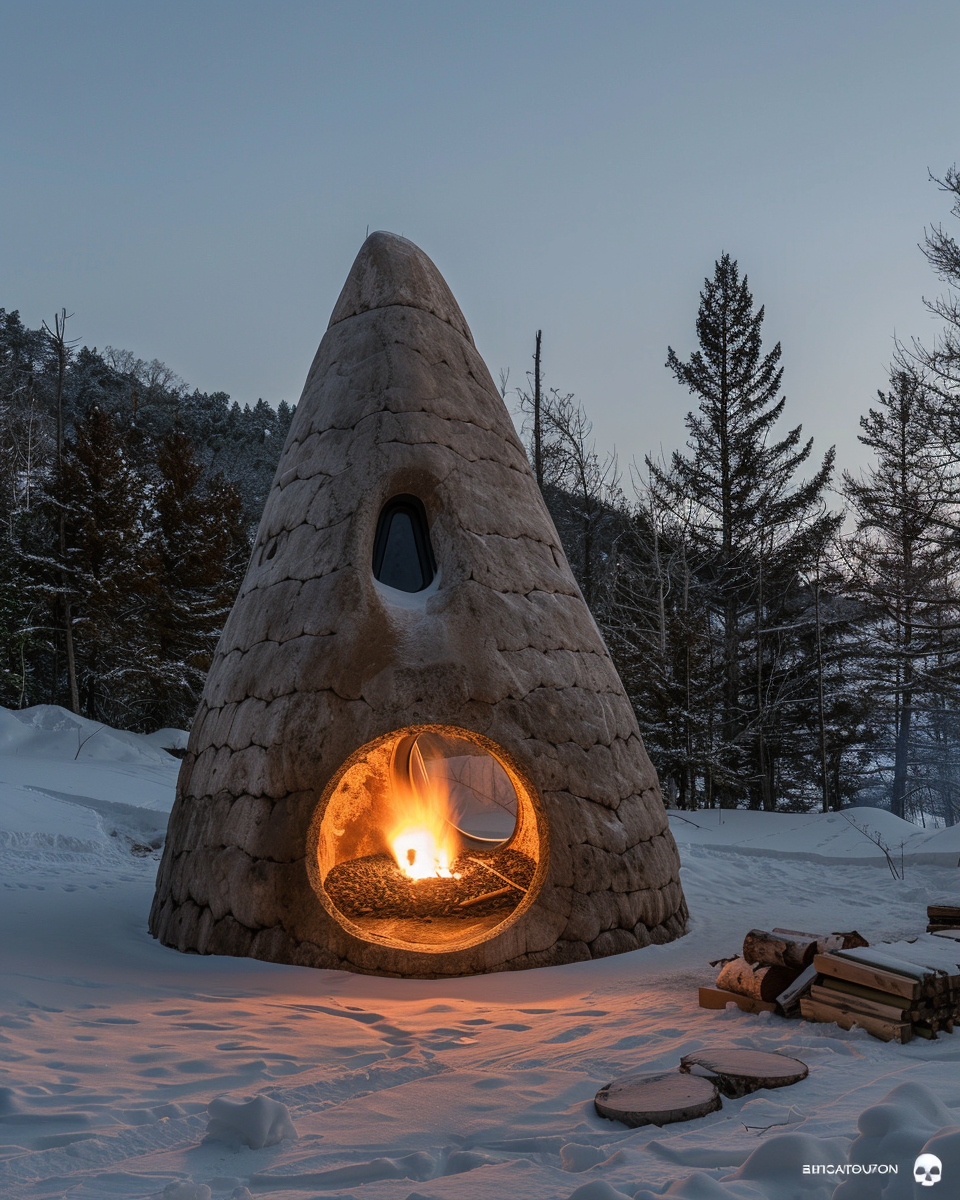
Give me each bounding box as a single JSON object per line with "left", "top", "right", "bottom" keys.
{"left": 2, "top": 705, "right": 960, "bottom": 1200}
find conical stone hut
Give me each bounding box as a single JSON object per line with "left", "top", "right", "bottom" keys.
{"left": 149, "top": 232, "right": 688, "bottom": 978}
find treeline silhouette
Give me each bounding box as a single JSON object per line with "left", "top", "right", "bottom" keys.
{"left": 2, "top": 166, "right": 958, "bottom": 820}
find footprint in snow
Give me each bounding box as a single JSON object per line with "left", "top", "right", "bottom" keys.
{"left": 543, "top": 1024, "right": 593, "bottom": 1043}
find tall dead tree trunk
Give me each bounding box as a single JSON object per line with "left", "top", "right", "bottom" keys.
{"left": 43, "top": 309, "right": 80, "bottom": 715}
{"left": 533, "top": 330, "right": 543, "bottom": 491}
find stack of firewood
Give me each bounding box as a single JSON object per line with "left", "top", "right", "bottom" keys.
{"left": 927, "top": 902, "right": 960, "bottom": 933}
{"left": 699, "top": 927, "right": 867, "bottom": 1017}
{"left": 799, "top": 936, "right": 960, "bottom": 1044}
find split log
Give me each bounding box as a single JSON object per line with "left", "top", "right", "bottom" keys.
{"left": 716, "top": 957, "right": 798, "bottom": 1002}
{"left": 817, "top": 974, "right": 912, "bottom": 1012}
{"left": 833, "top": 946, "right": 931, "bottom": 981}
{"left": 810, "top": 983, "right": 907, "bottom": 1023}
{"left": 679, "top": 1048, "right": 808, "bottom": 1098}
{"left": 594, "top": 1071, "right": 720, "bottom": 1127}
{"left": 834, "top": 930, "right": 870, "bottom": 950}
{"left": 928, "top": 905, "right": 960, "bottom": 920}
{"left": 814, "top": 953, "right": 920, "bottom": 1002}
{"left": 773, "top": 927, "right": 867, "bottom": 951}
{"left": 744, "top": 929, "right": 817, "bottom": 970}
{"left": 799, "top": 996, "right": 912, "bottom": 1043}
{"left": 698, "top": 986, "right": 777, "bottom": 1015}
{"left": 775, "top": 963, "right": 817, "bottom": 1015}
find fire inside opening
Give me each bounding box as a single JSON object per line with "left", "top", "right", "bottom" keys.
{"left": 312, "top": 727, "right": 545, "bottom": 952}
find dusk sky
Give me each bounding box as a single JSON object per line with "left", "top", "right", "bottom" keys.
{"left": 3, "top": 1, "right": 959, "bottom": 488}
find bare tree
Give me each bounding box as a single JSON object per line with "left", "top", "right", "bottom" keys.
{"left": 41, "top": 310, "right": 80, "bottom": 714}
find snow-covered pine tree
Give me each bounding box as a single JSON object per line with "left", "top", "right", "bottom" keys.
{"left": 650, "top": 254, "right": 837, "bottom": 809}
{"left": 53, "top": 404, "right": 151, "bottom": 724}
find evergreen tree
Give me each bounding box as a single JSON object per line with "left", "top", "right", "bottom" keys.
{"left": 842, "top": 369, "right": 960, "bottom": 820}
{"left": 54, "top": 405, "right": 150, "bottom": 722}
{"left": 909, "top": 166, "right": 960, "bottom": 405}
{"left": 0, "top": 310, "right": 291, "bottom": 723}
{"left": 650, "top": 254, "right": 837, "bottom": 807}
{"left": 138, "top": 427, "right": 247, "bottom": 728}
{"left": 602, "top": 497, "right": 721, "bottom": 809}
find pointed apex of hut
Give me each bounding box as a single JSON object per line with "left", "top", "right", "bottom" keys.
{"left": 328, "top": 231, "right": 473, "bottom": 344}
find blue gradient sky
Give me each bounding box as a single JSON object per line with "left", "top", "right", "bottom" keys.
{"left": 2, "top": 1, "right": 958, "bottom": 483}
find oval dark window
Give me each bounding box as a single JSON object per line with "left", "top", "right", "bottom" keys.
{"left": 372, "top": 495, "right": 436, "bottom": 593}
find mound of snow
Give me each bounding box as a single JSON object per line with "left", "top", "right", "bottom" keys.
{"left": 668, "top": 806, "right": 960, "bottom": 866}
{"left": 0, "top": 704, "right": 183, "bottom": 866}
{"left": 0, "top": 704, "right": 187, "bottom": 766}
{"left": 203, "top": 1094, "right": 297, "bottom": 1149}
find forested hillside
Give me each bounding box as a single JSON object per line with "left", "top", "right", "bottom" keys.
{"left": 3, "top": 168, "right": 958, "bottom": 822}
{"left": 0, "top": 318, "right": 293, "bottom": 732}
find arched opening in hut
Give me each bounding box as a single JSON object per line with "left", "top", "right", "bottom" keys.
{"left": 311, "top": 727, "right": 545, "bottom": 952}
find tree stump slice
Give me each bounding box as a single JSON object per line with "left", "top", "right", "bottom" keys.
{"left": 594, "top": 1071, "right": 720, "bottom": 1127}
{"left": 679, "top": 1048, "right": 808, "bottom": 1098}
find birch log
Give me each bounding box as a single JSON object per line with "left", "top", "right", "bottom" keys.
{"left": 716, "top": 957, "right": 798, "bottom": 1002}
{"left": 742, "top": 928, "right": 818, "bottom": 970}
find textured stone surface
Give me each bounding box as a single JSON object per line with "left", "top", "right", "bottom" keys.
{"left": 150, "top": 231, "right": 688, "bottom": 977}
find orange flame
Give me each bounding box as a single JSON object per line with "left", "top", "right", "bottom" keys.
{"left": 387, "top": 740, "right": 460, "bottom": 880}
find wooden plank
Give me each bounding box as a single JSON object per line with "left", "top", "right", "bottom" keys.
{"left": 814, "top": 953, "right": 920, "bottom": 1001}
{"left": 875, "top": 937, "right": 960, "bottom": 974}
{"left": 775, "top": 963, "right": 817, "bottom": 1015}
{"left": 817, "top": 974, "right": 912, "bottom": 1011}
{"left": 810, "top": 983, "right": 907, "bottom": 1023}
{"left": 833, "top": 946, "right": 932, "bottom": 981}
{"left": 698, "top": 986, "right": 777, "bottom": 1014}
{"left": 800, "top": 997, "right": 913, "bottom": 1043}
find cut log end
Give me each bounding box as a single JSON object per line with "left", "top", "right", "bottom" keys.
{"left": 595, "top": 1071, "right": 721, "bottom": 1127}
{"left": 716, "top": 956, "right": 799, "bottom": 1002}
{"left": 679, "top": 1048, "right": 808, "bottom": 1098}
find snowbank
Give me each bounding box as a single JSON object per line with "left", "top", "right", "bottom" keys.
{"left": 0, "top": 704, "right": 183, "bottom": 868}
{"left": 668, "top": 806, "right": 960, "bottom": 867}
{"left": 2, "top": 709, "right": 960, "bottom": 1199}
